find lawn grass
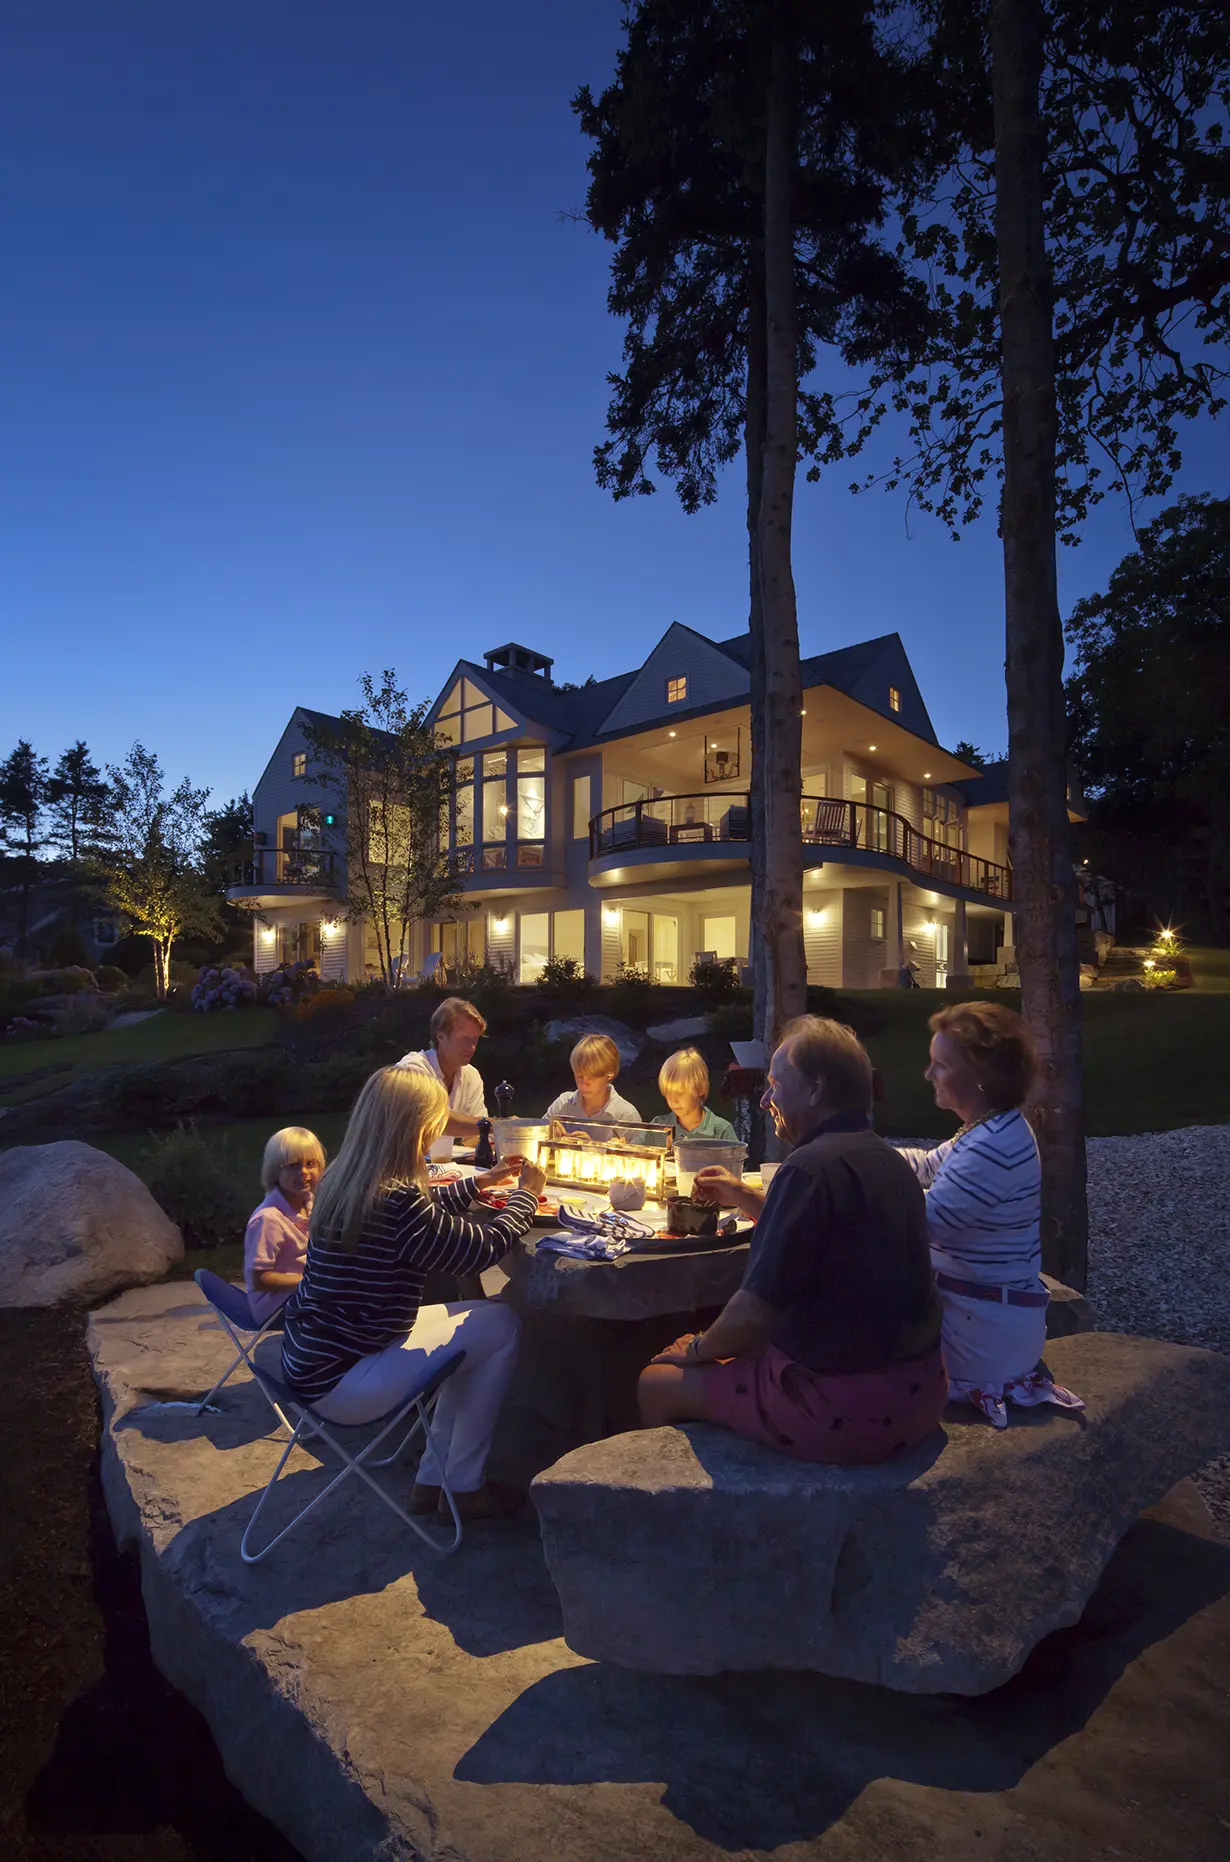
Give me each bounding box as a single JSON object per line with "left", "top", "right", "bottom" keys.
{"left": 0, "top": 1007, "right": 278, "bottom": 1103}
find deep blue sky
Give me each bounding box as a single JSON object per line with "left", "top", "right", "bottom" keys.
{"left": 2, "top": 0, "right": 1225, "bottom": 806}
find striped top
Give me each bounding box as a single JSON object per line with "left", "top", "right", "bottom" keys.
{"left": 896, "top": 1109, "right": 1042, "bottom": 1286}
{"left": 281, "top": 1176, "right": 536, "bottom": 1402}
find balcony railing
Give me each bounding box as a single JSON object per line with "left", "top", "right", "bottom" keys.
{"left": 590, "top": 793, "right": 1012, "bottom": 901}
{"left": 228, "top": 845, "right": 339, "bottom": 889}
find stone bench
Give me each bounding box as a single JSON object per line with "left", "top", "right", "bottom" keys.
{"left": 532, "top": 1332, "right": 1230, "bottom": 1695}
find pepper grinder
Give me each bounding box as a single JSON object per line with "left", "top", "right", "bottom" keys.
{"left": 474, "top": 1118, "right": 495, "bottom": 1168}
{"left": 493, "top": 1080, "right": 514, "bottom": 1120}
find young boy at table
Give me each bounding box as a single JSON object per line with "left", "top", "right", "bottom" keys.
{"left": 651, "top": 1047, "right": 738, "bottom": 1144}
{"left": 544, "top": 1033, "right": 642, "bottom": 1124}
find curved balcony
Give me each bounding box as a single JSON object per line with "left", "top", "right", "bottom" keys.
{"left": 225, "top": 845, "right": 339, "bottom": 910}
{"left": 588, "top": 793, "right": 1012, "bottom": 903}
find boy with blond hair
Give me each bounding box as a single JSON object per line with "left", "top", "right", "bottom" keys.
{"left": 651, "top": 1047, "right": 737, "bottom": 1142}
{"left": 544, "top": 1032, "right": 642, "bottom": 1124}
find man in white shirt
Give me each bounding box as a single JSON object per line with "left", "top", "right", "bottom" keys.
{"left": 397, "top": 997, "right": 489, "bottom": 1159}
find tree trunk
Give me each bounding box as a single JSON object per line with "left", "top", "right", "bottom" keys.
{"left": 153, "top": 938, "right": 170, "bottom": 1000}
{"left": 746, "top": 241, "right": 769, "bottom": 1032}
{"left": 755, "top": 5, "right": 808, "bottom": 1065}
{"left": 991, "top": 0, "right": 1088, "bottom": 1288}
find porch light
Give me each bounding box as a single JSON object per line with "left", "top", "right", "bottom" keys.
{"left": 922, "top": 771, "right": 931, "bottom": 780}
{"left": 602, "top": 906, "right": 619, "bottom": 928}
{"left": 807, "top": 908, "right": 827, "bottom": 927}
{"left": 260, "top": 925, "right": 276, "bottom": 943}
{"left": 868, "top": 744, "right": 877, "bottom": 752}
{"left": 668, "top": 730, "right": 677, "bottom": 738}
{"left": 493, "top": 916, "right": 509, "bottom": 934}
{"left": 320, "top": 919, "right": 342, "bottom": 940}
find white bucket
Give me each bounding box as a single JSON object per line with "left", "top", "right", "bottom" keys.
{"left": 491, "top": 1118, "right": 548, "bottom": 1165}
{"left": 673, "top": 1138, "right": 747, "bottom": 1196}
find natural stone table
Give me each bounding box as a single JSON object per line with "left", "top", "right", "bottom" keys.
{"left": 89, "top": 1283, "right": 1230, "bottom": 1862}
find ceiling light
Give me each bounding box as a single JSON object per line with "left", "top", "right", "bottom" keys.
{"left": 668, "top": 730, "right": 677, "bottom": 738}
{"left": 922, "top": 771, "right": 931, "bottom": 780}
{"left": 800, "top": 709, "right": 807, "bottom": 716}
{"left": 868, "top": 744, "right": 877, "bottom": 753}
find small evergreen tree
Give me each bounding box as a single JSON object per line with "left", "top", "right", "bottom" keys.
{"left": 0, "top": 740, "right": 49, "bottom": 958}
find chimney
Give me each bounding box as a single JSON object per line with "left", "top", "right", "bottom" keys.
{"left": 483, "top": 642, "right": 554, "bottom": 682}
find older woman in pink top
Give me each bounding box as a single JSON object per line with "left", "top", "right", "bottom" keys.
{"left": 243, "top": 1126, "right": 327, "bottom": 1324}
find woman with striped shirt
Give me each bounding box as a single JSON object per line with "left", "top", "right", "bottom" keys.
{"left": 897, "top": 1003, "right": 1083, "bottom": 1429}
{"left": 282, "top": 1066, "right": 544, "bottom": 1520}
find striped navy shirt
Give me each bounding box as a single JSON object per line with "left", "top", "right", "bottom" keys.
{"left": 897, "top": 1109, "right": 1042, "bottom": 1287}
{"left": 280, "top": 1176, "right": 536, "bottom": 1402}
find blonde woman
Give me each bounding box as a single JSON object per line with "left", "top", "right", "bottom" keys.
{"left": 544, "top": 1033, "right": 641, "bottom": 1123}
{"left": 651, "top": 1048, "right": 737, "bottom": 1142}
{"left": 281, "top": 1067, "right": 545, "bottom": 1521}
{"left": 243, "top": 1127, "right": 327, "bottom": 1324}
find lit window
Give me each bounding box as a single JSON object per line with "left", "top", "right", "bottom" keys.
{"left": 292, "top": 752, "right": 306, "bottom": 778}
{"left": 666, "top": 676, "right": 687, "bottom": 704}
{"left": 888, "top": 687, "right": 901, "bottom": 713}
{"left": 870, "top": 907, "right": 886, "bottom": 941}
{"left": 571, "top": 774, "right": 591, "bottom": 839}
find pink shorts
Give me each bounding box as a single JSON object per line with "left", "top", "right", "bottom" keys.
{"left": 701, "top": 1344, "right": 948, "bottom": 1465}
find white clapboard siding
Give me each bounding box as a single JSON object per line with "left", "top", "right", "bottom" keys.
{"left": 486, "top": 910, "right": 516, "bottom": 977}
{"left": 841, "top": 888, "right": 889, "bottom": 989}
{"left": 803, "top": 889, "right": 843, "bottom": 986}
{"left": 598, "top": 623, "right": 749, "bottom": 736}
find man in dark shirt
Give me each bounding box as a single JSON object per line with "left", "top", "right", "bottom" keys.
{"left": 637, "top": 1017, "right": 945, "bottom": 1464}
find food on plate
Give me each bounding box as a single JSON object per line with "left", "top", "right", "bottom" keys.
{"left": 664, "top": 1194, "right": 719, "bottom": 1237}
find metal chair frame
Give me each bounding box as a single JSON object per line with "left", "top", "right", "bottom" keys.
{"left": 239, "top": 1351, "right": 466, "bottom": 1564}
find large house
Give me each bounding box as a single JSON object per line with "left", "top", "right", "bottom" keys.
{"left": 231, "top": 623, "right": 1027, "bottom": 991}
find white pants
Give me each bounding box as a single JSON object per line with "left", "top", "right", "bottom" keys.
{"left": 940, "top": 1289, "right": 1047, "bottom": 1392}
{"left": 311, "top": 1300, "right": 521, "bottom": 1493}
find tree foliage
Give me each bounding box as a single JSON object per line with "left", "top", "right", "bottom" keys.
{"left": 302, "top": 672, "right": 466, "bottom": 994}
{"left": 0, "top": 740, "right": 49, "bottom": 957}
{"left": 1067, "top": 492, "right": 1230, "bottom": 936}
{"left": 46, "top": 740, "right": 113, "bottom": 863}
{"left": 854, "top": 0, "right": 1230, "bottom": 539}
{"left": 102, "top": 743, "right": 220, "bottom": 998}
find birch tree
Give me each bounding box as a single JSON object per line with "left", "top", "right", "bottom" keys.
{"left": 302, "top": 672, "right": 466, "bottom": 993}
{"left": 104, "top": 744, "right": 219, "bottom": 997}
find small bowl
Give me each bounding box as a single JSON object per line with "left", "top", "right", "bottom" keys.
{"left": 665, "top": 1195, "right": 719, "bottom": 1237}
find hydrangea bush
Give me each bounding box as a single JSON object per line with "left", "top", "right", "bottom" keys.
{"left": 261, "top": 959, "right": 320, "bottom": 1008}
{"left": 191, "top": 964, "right": 260, "bottom": 1012}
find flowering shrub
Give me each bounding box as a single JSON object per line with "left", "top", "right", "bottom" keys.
{"left": 261, "top": 960, "right": 320, "bottom": 1008}
{"left": 1141, "top": 966, "right": 1177, "bottom": 990}
{"left": 191, "top": 964, "right": 260, "bottom": 1013}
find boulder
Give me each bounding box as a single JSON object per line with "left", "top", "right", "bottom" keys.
{"left": 532, "top": 1332, "right": 1230, "bottom": 1694}
{"left": 0, "top": 1140, "right": 182, "bottom": 1307}
{"left": 1041, "top": 1272, "right": 1095, "bottom": 1336}
{"left": 543, "top": 1014, "right": 643, "bottom": 1070}
{"left": 645, "top": 1015, "right": 710, "bottom": 1043}
{"left": 87, "top": 1284, "right": 1230, "bottom": 1862}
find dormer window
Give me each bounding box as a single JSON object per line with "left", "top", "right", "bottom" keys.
{"left": 666, "top": 676, "right": 687, "bottom": 704}
{"left": 888, "top": 686, "right": 901, "bottom": 713}
{"left": 292, "top": 752, "right": 306, "bottom": 778}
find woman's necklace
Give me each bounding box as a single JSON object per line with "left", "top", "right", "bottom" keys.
{"left": 952, "top": 1108, "right": 999, "bottom": 1142}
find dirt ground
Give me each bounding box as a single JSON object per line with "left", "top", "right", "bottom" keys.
{"left": 0, "top": 1306, "right": 300, "bottom": 1862}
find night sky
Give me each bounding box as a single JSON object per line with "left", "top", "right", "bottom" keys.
{"left": 2, "top": 0, "right": 1224, "bottom": 805}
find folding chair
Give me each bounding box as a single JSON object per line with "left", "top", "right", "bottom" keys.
{"left": 194, "top": 1268, "right": 294, "bottom": 1432}
{"left": 239, "top": 1350, "right": 466, "bottom": 1564}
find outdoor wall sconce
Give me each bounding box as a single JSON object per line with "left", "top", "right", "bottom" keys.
{"left": 492, "top": 916, "right": 510, "bottom": 934}
{"left": 602, "top": 906, "right": 619, "bottom": 928}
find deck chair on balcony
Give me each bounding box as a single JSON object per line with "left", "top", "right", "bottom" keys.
{"left": 194, "top": 1268, "right": 296, "bottom": 1431}
{"left": 239, "top": 1350, "right": 466, "bottom": 1564}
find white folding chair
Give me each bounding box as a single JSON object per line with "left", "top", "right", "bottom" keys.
{"left": 239, "top": 1350, "right": 466, "bottom": 1564}
{"left": 194, "top": 1268, "right": 296, "bottom": 1430}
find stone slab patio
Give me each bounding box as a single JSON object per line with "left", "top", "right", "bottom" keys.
{"left": 90, "top": 1282, "right": 1230, "bottom": 1862}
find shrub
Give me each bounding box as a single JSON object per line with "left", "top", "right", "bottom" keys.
{"left": 262, "top": 960, "right": 320, "bottom": 1008}
{"left": 191, "top": 963, "right": 260, "bottom": 1012}
{"left": 296, "top": 1053, "right": 373, "bottom": 1112}
{"left": 285, "top": 983, "right": 356, "bottom": 1022}
{"left": 535, "top": 956, "right": 598, "bottom": 998}
{"left": 96, "top": 965, "right": 129, "bottom": 993}
{"left": 707, "top": 1002, "right": 753, "bottom": 1043}
{"left": 3, "top": 1013, "right": 57, "bottom": 1043}
{"left": 53, "top": 1000, "right": 112, "bottom": 1038}
{"left": 689, "top": 955, "right": 743, "bottom": 1001}
{"left": 1141, "top": 967, "right": 1177, "bottom": 990}
{"left": 143, "top": 1124, "right": 248, "bottom": 1250}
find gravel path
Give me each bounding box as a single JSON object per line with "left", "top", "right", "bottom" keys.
{"left": 1086, "top": 1125, "right": 1230, "bottom": 1536}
